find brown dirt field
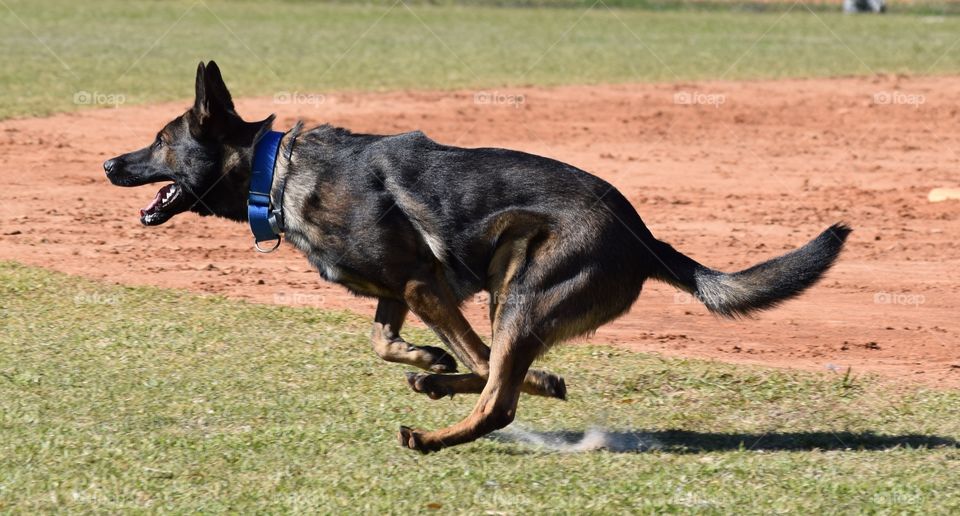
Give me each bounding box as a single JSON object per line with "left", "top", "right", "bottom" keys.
{"left": 1, "top": 76, "right": 958, "bottom": 388}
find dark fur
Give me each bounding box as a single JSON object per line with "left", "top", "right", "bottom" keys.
{"left": 106, "top": 62, "right": 851, "bottom": 453}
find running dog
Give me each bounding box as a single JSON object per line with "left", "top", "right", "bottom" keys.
{"left": 105, "top": 61, "right": 851, "bottom": 453}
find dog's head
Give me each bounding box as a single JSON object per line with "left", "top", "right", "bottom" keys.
{"left": 104, "top": 61, "right": 274, "bottom": 225}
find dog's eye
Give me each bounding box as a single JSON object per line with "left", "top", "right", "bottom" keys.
{"left": 154, "top": 138, "right": 164, "bottom": 150}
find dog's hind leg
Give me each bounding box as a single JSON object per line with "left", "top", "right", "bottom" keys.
{"left": 402, "top": 267, "right": 565, "bottom": 400}
{"left": 398, "top": 233, "right": 646, "bottom": 452}
{"left": 403, "top": 272, "right": 490, "bottom": 375}
{"left": 399, "top": 321, "right": 545, "bottom": 453}
{"left": 370, "top": 298, "right": 458, "bottom": 373}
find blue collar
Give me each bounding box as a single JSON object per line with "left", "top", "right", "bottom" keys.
{"left": 248, "top": 130, "right": 286, "bottom": 252}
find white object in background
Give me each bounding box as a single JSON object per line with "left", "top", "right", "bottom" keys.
{"left": 928, "top": 188, "right": 960, "bottom": 203}
{"left": 843, "top": 0, "right": 886, "bottom": 13}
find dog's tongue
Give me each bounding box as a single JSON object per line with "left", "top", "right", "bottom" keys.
{"left": 140, "top": 188, "right": 164, "bottom": 217}
{"left": 140, "top": 183, "right": 178, "bottom": 218}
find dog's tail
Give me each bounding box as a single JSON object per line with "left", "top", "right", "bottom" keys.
{"left": 650, "top": 223, "right": 852, "bottom": 318}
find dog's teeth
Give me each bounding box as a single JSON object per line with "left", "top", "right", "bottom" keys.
{"left": 162, "top": 186, "right": 176, "bottom": 204}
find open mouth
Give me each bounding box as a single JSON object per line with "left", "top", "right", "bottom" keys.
{"left": 140, "top": 183, "right": 192, "bottom": 226}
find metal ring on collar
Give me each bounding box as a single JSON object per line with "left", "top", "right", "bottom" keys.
{"left": 254, "top": 236, "right": 282, "bottom": 253}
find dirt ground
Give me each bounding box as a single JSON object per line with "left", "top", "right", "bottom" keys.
{"left": 1, "top": 76, "right": 958, "bottom": 388}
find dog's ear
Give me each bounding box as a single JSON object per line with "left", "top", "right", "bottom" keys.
{"left": 201, "top": 61, "right": 235, "bottom": 113}
{"left": 190, "top": 61, "right": 263, "bottom": 146}
{"left": 193, "top": 61, "right": 207, "bottom": 115}
{"left": 193, "top": 60, "right": 235, "bottom": 124}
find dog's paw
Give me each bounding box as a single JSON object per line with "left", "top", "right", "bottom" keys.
{"left": 405, "top": 372, "right": 454, "bottom": 400}
{"left": 545, "top": 374, "right": 567, "bottom": 401}
{"left": 398, "top": 426, "right": 432, "bottom": 454}
{"left": 525, "top": 370, "right": 567, "bottom": 400}
{"left": 421, "top": 346, "right": 457, "bottom": 373}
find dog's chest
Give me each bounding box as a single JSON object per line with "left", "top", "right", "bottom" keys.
{"left": 284, "top": 230, "right": 344, "bottom": 282}
{"left": 313, "top": 257, "right": 343, "bottom": 283}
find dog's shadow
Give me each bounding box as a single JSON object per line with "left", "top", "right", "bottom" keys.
{"left": 488, "top": 427, "right": 959, "bottom": 454}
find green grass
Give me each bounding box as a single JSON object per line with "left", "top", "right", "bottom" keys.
{"left": 2, "top": 0, "right": 960, "bottom": 119}
{"left": 2, "top": 261, "right": 959, "bottom": 513}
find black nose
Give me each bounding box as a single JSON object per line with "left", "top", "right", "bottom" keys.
{"left": 103, "top": 159, "right": 116, "bottom": 174}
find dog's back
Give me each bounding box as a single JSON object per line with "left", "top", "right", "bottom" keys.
{"left": 284, "top": 125, "right": 659, "bottom": 302}
{"left": 284, "top": 123, "right": 850, "bottom": 325}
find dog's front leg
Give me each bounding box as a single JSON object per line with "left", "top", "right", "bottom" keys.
{"left": 370, "top": 298, "right": 457, "bottom": 373}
